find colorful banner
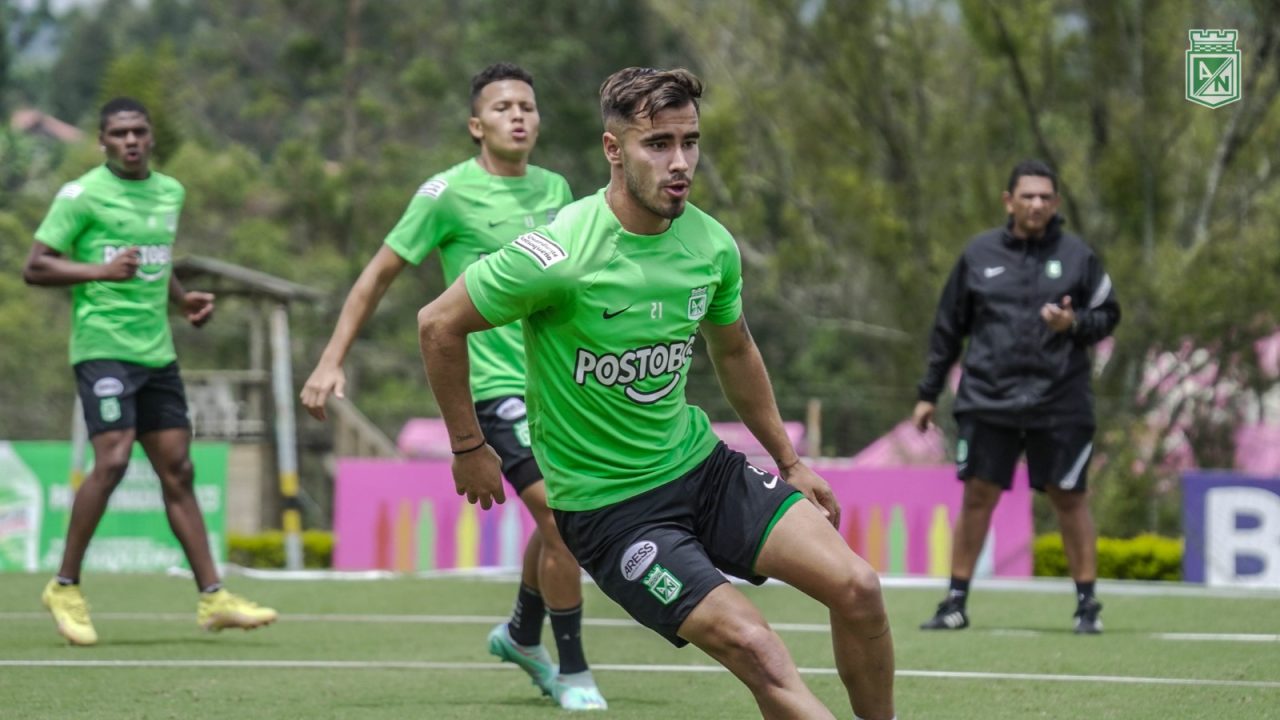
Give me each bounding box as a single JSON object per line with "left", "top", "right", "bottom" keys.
{"left": 1183, "top": 471, "right": 1280, "bottom": 587}
{"left": 0, "top": 441, "right": 228, "bottom": 573}
{"left": 334, "top": 459, "right": 1033, "bottom": 577}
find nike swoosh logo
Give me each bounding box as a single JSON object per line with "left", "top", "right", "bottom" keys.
{"left": 488, "top": 219, "right": 504, "bottom": 227}
{"left": 983, "top": 266, "right": 1006, "bottom": 278}
{"left": 602, "top": 305, "right": 632, "bottom": 319}
{"left": 763, "top": 475, "right": 779, "bottom": 489}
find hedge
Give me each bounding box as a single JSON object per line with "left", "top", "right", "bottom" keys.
{"left": 228, "top": 530, "right": 1184, "bottom": 580}
{"left": 1033, "top": 532, "right": 1182, "bottom": 581}
{"left": 228, "top": 531, "right": 334, "bottom": 569}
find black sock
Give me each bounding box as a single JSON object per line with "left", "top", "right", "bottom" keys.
{"left": 508, "top": 583, "right": 545, "bottom": 646}
{"left": 549, "top": 604, "right": 587, "bottom": 675}
{"left": 947, "top": 577, "right": 970, "bottom": 605}
{"left": 201, "top": 582, "right": 223, "bottom": 594}
{"left": 55, "top": 575, "right": 79, "bottom": 586}
{"left": 1075, "top": 581, "right": 1095, "bottom": 601}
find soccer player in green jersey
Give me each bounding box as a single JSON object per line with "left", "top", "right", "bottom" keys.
{"left": 299, "top": 64, "right": 606, "bottom": 710}
{"left": 417, "top": 68, "right": 897, "bottom": 719}
{"left": 23, "top": 97, "right": 278, "bottom": 647}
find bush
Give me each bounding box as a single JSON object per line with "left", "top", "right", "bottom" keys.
{"left": 1033, "top": 532, "right": 1182, "bottom": 581}
{"left": 228, "top": 531, "right": 334, "bottom": 569}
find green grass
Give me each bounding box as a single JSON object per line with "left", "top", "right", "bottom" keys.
{"left": 2, "top": 574, "right": 1278, "bottom": 719}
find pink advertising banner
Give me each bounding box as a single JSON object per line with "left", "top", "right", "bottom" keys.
{"left": 333, "top": 459, "right": 1032, "bottom": 577}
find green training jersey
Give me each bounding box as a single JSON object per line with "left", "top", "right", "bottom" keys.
{"left": 465, "top": 188, "right": 744, "bottom": 511}
{"left": 34, "top": 165, "right": 185, "bottom": 367}
{"left": 385, "top": 158, "right": 572, "bottom": 401}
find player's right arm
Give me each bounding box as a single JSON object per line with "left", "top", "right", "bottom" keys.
{"left": 417, "top": 276, "right": 504, "bottom": 509}
{"left": 300, "top": 246, "right": 408, "bottom": 420}
{"left": 914, "top": 253, "right": 972, "bottom": 431}
{"left": 23, "top": 242, "right": 140, "bottom": 286}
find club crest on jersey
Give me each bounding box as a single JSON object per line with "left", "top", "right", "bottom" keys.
{"left": 512, "top": 232, "right": 567, "bottom": 269}
{"left": 574, "top": 335, "right": 696, "bottom": 404}
{"left": 687, "top": 286, "right": 708, "bottom": 321}
{"left": 1046, "top": 260, "right": 1063, "bottom": 279}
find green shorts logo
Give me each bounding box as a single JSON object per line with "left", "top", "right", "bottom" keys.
{"left": 99, "top": 397, "right": 121, "bottom": 423}
{"left": 643, "top": 563, "right": 683, "bottom": 605}
{"left": 956, "top": 438, "right": 969, "bottom": 464}
{"left": 1186, "top": 29, "right": 1241, "bottom": 109}
{"left": 514, "top": 419, "right": 531, "bottom": 448}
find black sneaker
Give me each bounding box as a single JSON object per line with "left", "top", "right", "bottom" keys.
{"left": 1073, "top": 596, "right": 1103, "bottom": 635}
{"left": 919, "top": 597, "right": 969, "bottom": 630}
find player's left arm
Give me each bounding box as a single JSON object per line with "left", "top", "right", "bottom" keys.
{"left": 168, "top": 273, "right": 215, "bottom": 327}
{"left": 1070, "top": 251, "right": 1120, "bottom": 344}
{"left": 701, "top": 316, "right": 839, "bottom": 526}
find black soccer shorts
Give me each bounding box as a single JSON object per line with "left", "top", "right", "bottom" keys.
{"left": 554, "top": 442, "right": 805, "bottom": 646}
{"left": 74, "top": 359, "right": 191, "bottom": 437}
{"left": 475, "top": 395, "right": 543, "bottom": 495}
{"left": 956, "top": 416, "right": 1095, "bottom": 493}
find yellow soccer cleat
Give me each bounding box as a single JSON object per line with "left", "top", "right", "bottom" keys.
{"left": 41, "top": 579, "right": 98, "bottom": 646}
{"left": 197, "top": 589, "right": 278, "bottom": 632}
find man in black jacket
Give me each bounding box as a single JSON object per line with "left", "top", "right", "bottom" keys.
{"left": 913, "top": 160, "right": 1120, "bottom": 634}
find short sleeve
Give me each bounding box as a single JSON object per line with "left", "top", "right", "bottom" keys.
{"left": 383, "top": 177, "right": 456, "bottom": 265}
{"left": 705, "top": 235, "right": 743, "bottom": 325}
{"left": 464, "top": 228, "right": 574, "bottom": 327}
{"left": 34, "top": 183, "right": 89, "bottom": 254}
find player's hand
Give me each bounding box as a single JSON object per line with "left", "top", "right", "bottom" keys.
{"left": 1040, "top": 295, "right": 1075, "bottom": 333}
{"left": 300, "top": 363, "right": 346, "bottom": 421}
{"left": 452, "top": 444, "right": 506, "bottom": 509}
{"left": 912, "top": 400, "right": 936, "bottom": 432}
{"left": 182, "top": 291, "right": 215, "bottom": 327}
{"left": 101, "top": 247, "right": 140, "bottom": 281}
{"left": 781, "top": 461, "right": 840, "bottom": 528}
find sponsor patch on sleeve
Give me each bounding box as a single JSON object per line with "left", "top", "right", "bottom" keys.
{"left": 415, "top": 178, "right": 448, "bottom": 199}
{"left": 55, "top": 183, "right": 85, "bottom": 200}
{"left": 511, "top": 232, "right": 567, "bottom": 269}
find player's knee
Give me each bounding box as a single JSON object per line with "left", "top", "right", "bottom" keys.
{"left": 159, "top": 458, "right": 195, "bottom": 496}
{"left": 93, "top": 451, "right": 132, "bottom": 485}
{"left": 831, "top": 562, "right": 888, "bottom": 626}
{"left": 712, "top": 621, "right": 792, "bottom": 688}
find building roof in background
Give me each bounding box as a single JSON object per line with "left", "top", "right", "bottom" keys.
{"left": 174, "top": 256, "right": 324, "bottom": 303}
{"left": 10, "top": 108, "right": 84, "bottom": 143}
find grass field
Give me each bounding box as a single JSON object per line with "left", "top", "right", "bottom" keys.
{"left": 2, "top": 573, "right": 1278, "bottom": 719}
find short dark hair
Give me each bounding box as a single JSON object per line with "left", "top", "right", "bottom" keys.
{"left": 1006, "top": 159, "right": 1058, "bottom": 194}
{"left": 470, "top": 62, "right": 534, "bottom": 116}
{"left": 99, "top": 97, "right": 150, "bottom": 131}
{"left": 599, "top": 67, "right": 703, "bottom": 128}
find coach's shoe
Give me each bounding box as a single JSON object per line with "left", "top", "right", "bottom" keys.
{"left": 198, "top": 589, "right": 278, "bottom": 632}
{"left": 552, "top": 671, "right": 608, "bottom": 711}
{"left": 919, "top": 596, "right": 969, "bottom": 630}
{"left": 488, "top": 623, "right": 557, "bottom": 697}
{"left": 41, "top": 579, "right": 98, "bottom": 646}
{"left": 1073, "top": 595, "right": 1103, "bottom": 635}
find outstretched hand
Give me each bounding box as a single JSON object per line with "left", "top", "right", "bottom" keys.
{"left": 781, "top": 461, "right": 840, "bottom": 528}
{"left": 452, "top": 444, "right": 506, "bottom": 509}
{"left": 300, "top": 363, "right": 346, "bottom": 421}
{"left": 182, "top": 291, "right": 215, "bottom": 327}
{"left": 1040, "top": 295, "right": 1075, "bottom": 333}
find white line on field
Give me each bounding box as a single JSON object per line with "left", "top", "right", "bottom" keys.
{"left": 2, "top": 612, "right": 1279, "bottom": 644}
{"left": 0, "top": 659, "right": 1278, "bottom": 690}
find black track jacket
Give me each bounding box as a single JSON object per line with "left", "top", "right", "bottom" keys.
{"left": 917, "top": 215, "right": 1120, "bottom": 428}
